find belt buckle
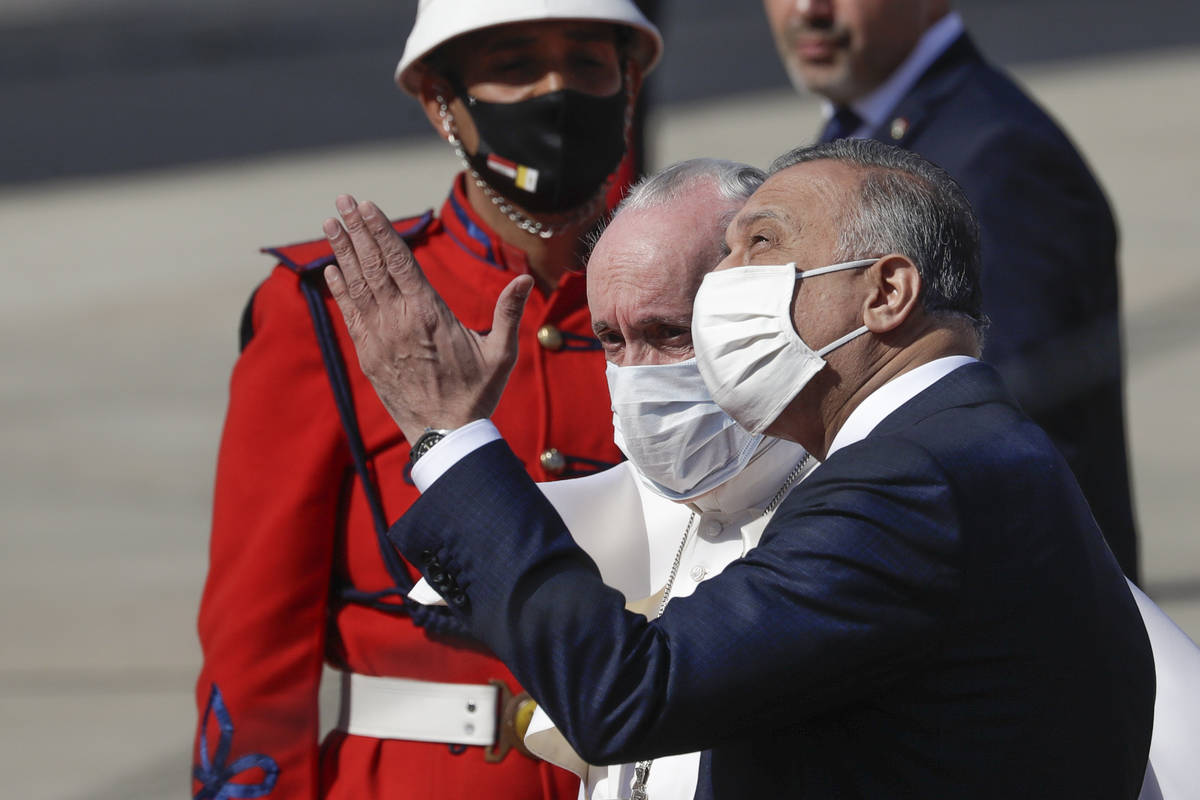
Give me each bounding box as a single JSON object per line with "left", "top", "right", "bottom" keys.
{"left": 484, "top": 679, "right": 537, "bottom": 763}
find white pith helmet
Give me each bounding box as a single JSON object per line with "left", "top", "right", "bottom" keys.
{"left": 395, "top": 0, "right": 663, "bottom": 95}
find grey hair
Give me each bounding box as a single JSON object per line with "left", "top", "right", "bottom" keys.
{"left": 582, "top": 158, "right": 765, "bottom": 262}
{"left": 616, "top": 158, "right": 766, "bottom": 214}
{"left": 770, "top": 139, "right": 985, "bottom": 333}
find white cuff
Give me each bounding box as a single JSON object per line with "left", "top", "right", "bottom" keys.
{"left": 409, "top": 419, "right": 503, "bottom": 492}
{"left": 408, "top": 578, "right": 447, "bottom": 606}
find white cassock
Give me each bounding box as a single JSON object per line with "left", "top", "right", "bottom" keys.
{"left": 1129, "top": 581, "right": 1200, "bottom": 800}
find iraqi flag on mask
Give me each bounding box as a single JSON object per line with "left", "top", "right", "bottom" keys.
{"left": 486, "top": 153, "right": 539, "bottom": 193}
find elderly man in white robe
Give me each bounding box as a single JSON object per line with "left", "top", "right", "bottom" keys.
{"left": 409, "top": 157, "right": 812, "bottom": 798}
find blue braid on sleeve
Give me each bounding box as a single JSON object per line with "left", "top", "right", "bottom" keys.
{"left": 299, "top": 276, "right": 470, "bottom": 638}
{"left": 298, "top": 279, "right": 400, "bottom": 579}
{"left": 193, "top": 684, "right": 279, "bottom": 800}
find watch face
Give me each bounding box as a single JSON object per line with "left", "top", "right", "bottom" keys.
{"left": 411, "top": 430, "right": 448, "bottom": 462}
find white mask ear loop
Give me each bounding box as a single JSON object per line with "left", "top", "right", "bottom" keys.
{"left": 815, "top": 325, "right": 870, "bottom": 357}
{"left": 789, "top": 258, "right": 879, "bottom": 358}
{"left": 791, "top": 258, "right": 879, "bottom": 279}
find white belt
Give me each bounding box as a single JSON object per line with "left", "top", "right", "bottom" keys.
{"left": 337, "top": 672, "right": 499, "bottom": 746}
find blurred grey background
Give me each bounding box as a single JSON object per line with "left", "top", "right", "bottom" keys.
{"left": 1, "top": 0, "right": 1198, "bottom": 797}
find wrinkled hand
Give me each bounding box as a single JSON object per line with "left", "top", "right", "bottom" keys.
{"left": 323, "top": 194, "right": 533, "bottom": 444}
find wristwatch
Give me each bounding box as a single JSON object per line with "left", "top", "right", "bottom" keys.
{"left": 410, "top": 427, "right": 452, "bottom": 463}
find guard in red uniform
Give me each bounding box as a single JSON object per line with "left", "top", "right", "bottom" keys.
{"left": 192, "top": 2, "right": 662, "bottom": 798}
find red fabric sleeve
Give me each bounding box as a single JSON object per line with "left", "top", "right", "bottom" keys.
{"left": 194, "top": 266, "right": 346, "bottom": 800}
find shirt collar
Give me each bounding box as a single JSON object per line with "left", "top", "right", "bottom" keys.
{"left": 687, "top": 437, "right": 812, "bottom": 519}
{"left": 826, "top": 355, "right": 977, "bottom": 457}
{"left": 821, "top": 11, "right": 964, "bottom": 133}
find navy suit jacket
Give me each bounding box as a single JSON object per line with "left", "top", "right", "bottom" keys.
{"left": 391, "top": 363, "right": 1154, "bottom": 798}
{"left": 865, "top": 34, "right": 1138, "bottom": 578}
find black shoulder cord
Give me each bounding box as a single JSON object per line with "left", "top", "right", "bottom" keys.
{"left": 299, "top": 275, "right": 467, "bottom": 637}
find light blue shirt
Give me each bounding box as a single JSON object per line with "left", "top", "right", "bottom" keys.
{"left": 822, "top": 11, "right": 965, "bottom": 138}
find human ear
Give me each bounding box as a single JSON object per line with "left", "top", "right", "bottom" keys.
{"left": 861, "top": 254, "right": 921, "bottom": 334}
{"left": 417, "top": 69, "right": 458, "bottom": 143}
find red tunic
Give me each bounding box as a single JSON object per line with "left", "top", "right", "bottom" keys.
{"left": 193, "top": 175, "right": 622, "bottom": 799}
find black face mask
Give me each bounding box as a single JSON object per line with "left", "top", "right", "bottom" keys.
{"left": 457, "top": 83, "right": 629, "bottom": 213}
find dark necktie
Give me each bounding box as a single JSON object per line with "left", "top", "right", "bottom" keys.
{"left": 818, "top": 105, "right": 863, "bottom": 143}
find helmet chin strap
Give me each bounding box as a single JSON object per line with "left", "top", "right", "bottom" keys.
{"left": 434, "top": 70, "right": 633, "bottom": 239}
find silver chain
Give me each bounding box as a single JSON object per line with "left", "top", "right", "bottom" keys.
{"left": 629, "top": 452, "right": 812, "bottom": 799}
{"left": 763, "top": 453, "right": 812, "bottom": 515}
{"left": 654, "top": 512, "right": 696, "bottom": 620}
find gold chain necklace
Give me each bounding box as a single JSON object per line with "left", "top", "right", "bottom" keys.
{"left": 629, "top": 453, "right": 812, "bottom": 800}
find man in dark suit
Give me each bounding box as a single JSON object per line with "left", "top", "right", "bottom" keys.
{"left": 762, "top": 0, "right": 1138, "bottom": 578}
{"left": 320, "top": 139, "right": 1154, "bottom": 798}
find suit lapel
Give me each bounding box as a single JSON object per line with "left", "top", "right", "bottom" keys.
{"left": 867, "top": 33, "right": 984, "bottom": 147}
{"left": 868, "top": 362, "right": 1018, "bottom": 439}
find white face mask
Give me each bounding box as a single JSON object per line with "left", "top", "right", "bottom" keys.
{"left": 606, "top": 358, "right": 765, "bottom": 501}
{"left": 692, "top": 259, "right": 878, "bottom": 434}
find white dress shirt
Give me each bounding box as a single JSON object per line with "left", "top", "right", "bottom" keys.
{"left": 560, "top": 437, "right": 815, "bottom": 800}
{"left": 821, "top": 11, "right": 965, "bottom": 139}
{"left": 825, "top": 355, "right": 977, "bottom": 457}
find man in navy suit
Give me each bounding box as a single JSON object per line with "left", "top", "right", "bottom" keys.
{"left": 320, "top": 138, "right": 1155, "bottom": 798}
{"left": 762, "top": 0, "right": 1139, "bottom": 579}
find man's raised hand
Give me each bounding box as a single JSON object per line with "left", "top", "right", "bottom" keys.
{"left": 323, "top": 194, "right": 533, "bottom": 444}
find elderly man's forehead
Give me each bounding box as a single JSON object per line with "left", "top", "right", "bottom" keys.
{"left": 588, "top": 195, "right": 734, "bottom": 298}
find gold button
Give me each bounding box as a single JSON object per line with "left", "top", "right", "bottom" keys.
{"left": 537, "top": 324, "right": 564, "bottom": 351}
{"left": 890, "top": 117, "right": 909, "bottom": 140}
{"left": 540, "top": 448, "right": 566, "bottom": 475}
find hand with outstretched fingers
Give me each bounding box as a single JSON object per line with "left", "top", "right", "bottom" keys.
{"left": 322, "top": 194, "right": 533, "bottom": 444}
